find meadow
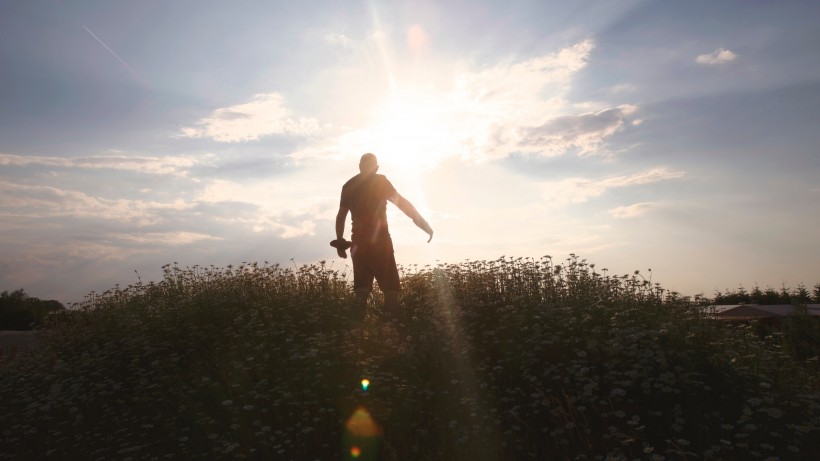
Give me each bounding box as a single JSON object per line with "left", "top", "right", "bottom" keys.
{"left": 1, "top": 255, "right": 818, "bottom": 460}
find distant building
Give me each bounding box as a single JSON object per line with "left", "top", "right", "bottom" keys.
{"left": 705, "top": 304, "right": 820, "bottom": 322}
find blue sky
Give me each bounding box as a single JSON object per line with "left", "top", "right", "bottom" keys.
{"left": 2, "top": 0, "right": 819, "bottom": 303}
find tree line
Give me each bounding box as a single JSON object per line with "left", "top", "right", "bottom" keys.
{"left": 712, "top": 282, "right": 820, "bottom": 305}
{"left": 0, "top": 289, "right": 65, "bottom": 330}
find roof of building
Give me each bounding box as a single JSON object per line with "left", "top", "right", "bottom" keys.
{"left": 705, "top": 304, "right": 820, "bottom": 320}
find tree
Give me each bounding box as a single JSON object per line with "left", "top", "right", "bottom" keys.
{"left": 761, "top": 287, "right": 781, "bottom": 305}
{"left": 794, "top": 283, "right": 811, "bottom": 304}
{"left": 0, "top": 289, "right": 65, "bottom": 330}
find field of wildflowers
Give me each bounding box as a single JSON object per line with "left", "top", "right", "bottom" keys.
{"left": 1, "top": 255, "right": 818, "bottom": 460}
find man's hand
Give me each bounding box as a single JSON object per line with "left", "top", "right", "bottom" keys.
{"left": 330, "top": 239, "right": 352, "bottom": 259}
{"left": 414, "top": 219, "right": 434, "bottom": 243}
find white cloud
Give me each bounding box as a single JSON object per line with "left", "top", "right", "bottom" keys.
{"left": 324, "top": 32, "right": 353, "bottom": 48}
{"left": 0, "top": 153, "right": 204, "bottom": 177}
{"left": 194, "top": 177, "right": 327, "bottom": 239}
{"left": 542, "top": 168, "right": 685, "bottom": 205}
{"left": 295, "top": 39, "right": 639, "bottom": 164}
{"left": 521, "top": 105, "right": 638, "bottom": 157}
{"left": 179, "top": 93, "right": 320, "bottom": 142}
{"left": 0, "top": 180, "right": 190, "bottom": 225}
{"left": 114, "top": 232, "right": 222, "bottom": 245}
{"left": 696, "top": 48, "right": 738, "bottom": 66}
{"left": 609, "top": 202, "right": 655, "bottom": 218}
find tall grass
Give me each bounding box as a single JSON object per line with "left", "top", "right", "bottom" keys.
{"left": 1, "top": 256, "right": 817, "bottom": 460}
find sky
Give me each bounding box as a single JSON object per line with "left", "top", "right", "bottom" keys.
{"left": 2, "top": 0, "right": 820, "bottom": 304}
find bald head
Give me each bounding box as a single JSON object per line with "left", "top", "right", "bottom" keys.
{"left": 359, "top": 153, "right": 379, "bottom": 174}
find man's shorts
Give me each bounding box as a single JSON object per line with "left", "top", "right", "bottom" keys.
{"left": 351, "top": 237, "right": 400, "bottom": 292}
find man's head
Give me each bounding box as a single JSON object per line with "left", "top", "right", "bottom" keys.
{"left": 359, "top": 153, "right": 379, "bottom": 174}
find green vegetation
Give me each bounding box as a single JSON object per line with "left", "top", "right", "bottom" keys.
{"left": 1, "top": 256, "right": 818, "bottom": 460}
{"left": 0, "top": 289, "right": 64, "bottom": 330}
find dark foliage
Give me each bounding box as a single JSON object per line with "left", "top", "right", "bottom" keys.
{"left": 0, "top": 259, "right": 817, "bottom": 460}
{"left": 0, "top": 289, "right": 64, "bottom": 330}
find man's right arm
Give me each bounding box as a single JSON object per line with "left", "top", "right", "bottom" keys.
{"left": 334, "top": 206, "right": 350, "bottom": 258}
{"left": 335, "top": 206, "right": 349, "bottom": 240}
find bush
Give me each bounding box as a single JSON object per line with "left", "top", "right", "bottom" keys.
{"left": 0, "top": 258, "right": 817, "bottom": 460}
{"left": 783, "top": 304, "right": 820, "bottom": 363}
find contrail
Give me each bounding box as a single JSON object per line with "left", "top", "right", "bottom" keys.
{"left": 83, "top": 25, "right": 143, "bottom": 82}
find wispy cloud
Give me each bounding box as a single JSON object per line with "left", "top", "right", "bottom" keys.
{"left": 178, "top": 93, "right": 320, "bottom": 142}
{"left": 115, "top": 232, "right": 222, "bottom": 245}
{"left": 609, "top": 202, "right": 656, "bottom": 218}
{"left": 542, "top": 168, "right": 685, "bottom": 205}
{"left": 0, "top": 181, "right": 190, "bottom": 225}
{"left": 0, "top": 153, "right": 204, "bottom": 177}
{"left": 696, "top": 48, "right": 738, "bottom": 66}
{"left": 324, "top": 32, "right": 353, "bottom": 48}
{"left": 194, "top": 178, "right": 327, "bottom": 238}
{"left": 521, "top": 105, "right": 638, "bottom": 157}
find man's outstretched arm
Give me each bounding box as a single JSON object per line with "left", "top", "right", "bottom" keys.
{"left": 389, "top": 193, "right": 434, "bottom": 242}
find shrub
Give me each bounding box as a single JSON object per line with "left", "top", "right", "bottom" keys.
{"left": 0, "top": 258, "right": 817, "bottom": 460}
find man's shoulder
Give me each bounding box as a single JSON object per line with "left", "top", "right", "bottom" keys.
{"left": 343, "top": 173, "right": 390, "bottom": 186}
{"left": 342, "top": 174, "right": 362, "bottom": 189}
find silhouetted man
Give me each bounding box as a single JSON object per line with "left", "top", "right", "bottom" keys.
{"left": 333, "top": 153, "right": 433, "bottom": 321}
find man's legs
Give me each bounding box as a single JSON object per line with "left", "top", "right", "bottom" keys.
{"left": 351, "top": 242, "right": 373, "bottom": 322}
{"left": 383, "top": 290, "right": 400, "bottom": 321}
{"left": 353, "top": 238, "right": 402, "bottom": 322}
{"left": 354, "top": 288, "right": 370, "bottom": 320}
{"left": 375, "top": 243, "right": 402, "bottom": 322}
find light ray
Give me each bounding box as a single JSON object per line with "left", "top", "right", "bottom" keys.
{"left": 366, "top": 1, "right": 396, "bottom": 94}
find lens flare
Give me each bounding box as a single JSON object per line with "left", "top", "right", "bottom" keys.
{"left": 345, "top": 406, "right": 381, "bottom": 438}
{"left": 343, "top": 406, "right": 382, "bottom": 459}
{"left": 360, "top": 379, "right": 370, "bottom": 391}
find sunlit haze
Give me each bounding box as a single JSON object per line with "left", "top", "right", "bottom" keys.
{"left": 2, "top": 1, "right": 820, "bottom": 303}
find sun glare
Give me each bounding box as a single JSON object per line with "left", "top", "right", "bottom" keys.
{"left": 365, "top": 88, "right": 454, "bottom": 175}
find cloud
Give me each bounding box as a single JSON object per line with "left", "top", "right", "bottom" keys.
{"left": 0, "top": 180, "right": 190, "bottom": 225}
{"left": 295, "top": 39, "right": 638, "bottom": 163}
{"left": 520, "top": 105, "right": 638, "bottom": 157}
{"left": 114, "top": 232, "right": 222, "bottom": 245}
{"left": 179, "top": 93, "right": 320, "bottom": 142}
{"left": 542, "top": 168, "right": 685, "bottom": 205}
{"left": 324, "top": 32, "right": 353, "bottom": 48}
{"left": 193, "top": 177, "right": 326, "bottom": 239}
{"left": 0, "top": 153, "right": 204, "bottom": 177}
{"left": 696, "top": 48, "right": 738, "bottom": 66}
{"left": 609, "top": 202, "right": 655, "bottom": 218}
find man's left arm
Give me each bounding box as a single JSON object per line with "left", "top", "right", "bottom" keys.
{"left": 389, "top": 192, "right": 433, "bottom": 242}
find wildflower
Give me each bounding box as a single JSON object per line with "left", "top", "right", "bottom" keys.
{"left": 610, "top": 388, "right": 626, "bottom": 397}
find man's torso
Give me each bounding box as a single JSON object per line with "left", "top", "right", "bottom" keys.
{"left": 340, "top": 173, "right": 396, "bottom": 243}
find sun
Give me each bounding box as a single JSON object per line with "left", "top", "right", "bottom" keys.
{"left": 363, "top": 88, "right": 455, "bottom": 175}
